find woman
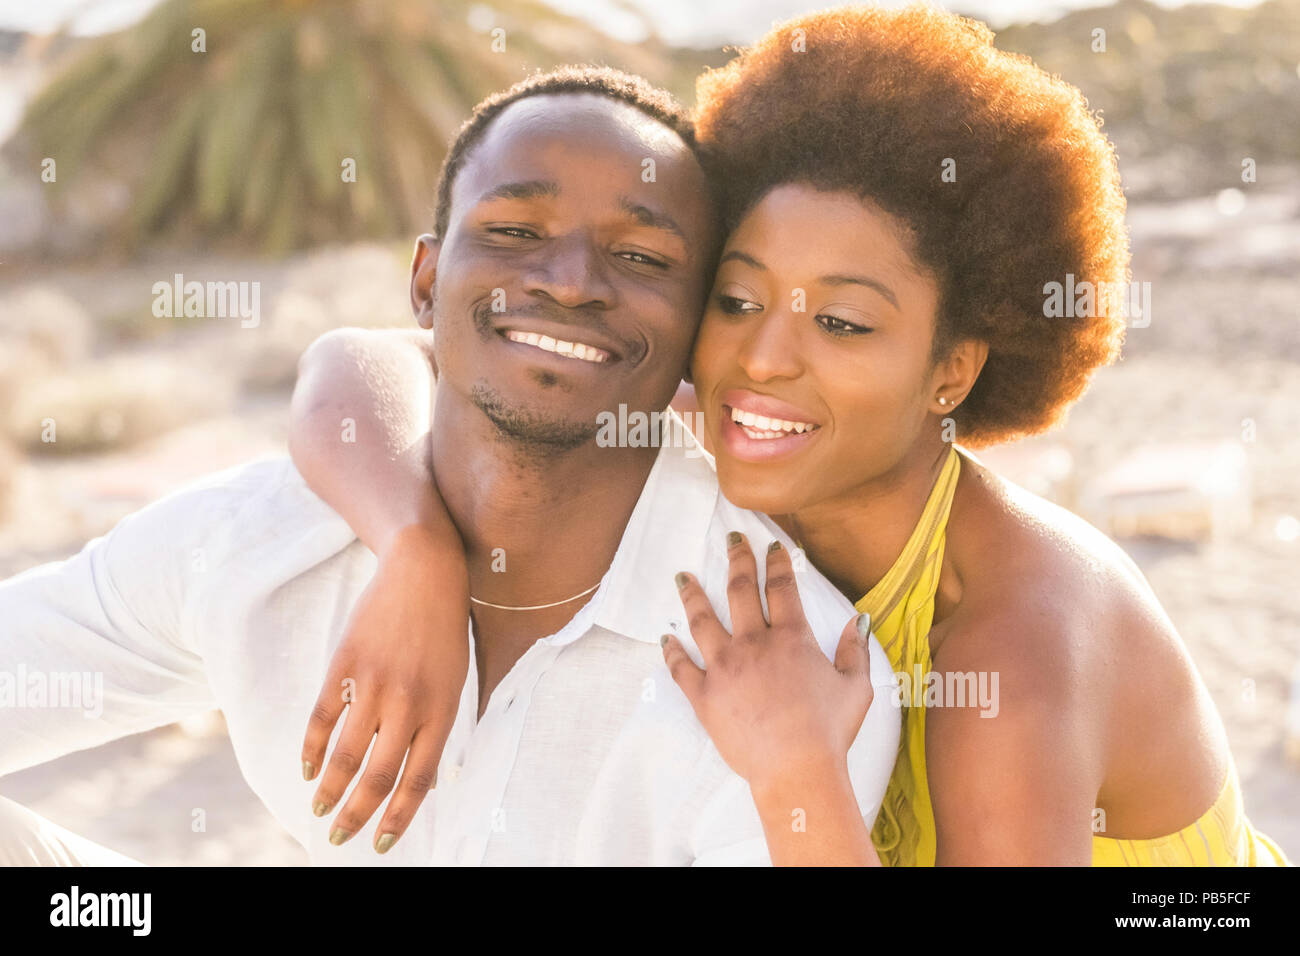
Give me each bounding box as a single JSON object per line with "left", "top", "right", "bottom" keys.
{"left": 291, "top": 5, "right": 1287, "bottom": 865}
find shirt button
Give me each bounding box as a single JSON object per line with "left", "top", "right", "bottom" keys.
{"left": 443, "top": 764, "right": 462, "bottom": 782}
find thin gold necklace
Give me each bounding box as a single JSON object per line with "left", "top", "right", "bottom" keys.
{"left": 469, "top": 582, "right": 601, "bottom": 611}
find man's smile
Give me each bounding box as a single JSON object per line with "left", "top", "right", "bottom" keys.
{"left": 500, "top": 328, "right": 613, "bottom": 364}
{"left": 489, "top": 313, "right": 631, "bottom": 369}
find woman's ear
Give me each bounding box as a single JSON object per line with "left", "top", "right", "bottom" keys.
{"left": 410, "top": 234, "right": 441, "bottom": 330}
{"left": 931, "top": 338, "right": 989, "bottom": 412}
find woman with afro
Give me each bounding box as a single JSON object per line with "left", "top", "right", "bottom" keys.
{"left": 287, "top": 5, "right": 1287, "bottom": 865}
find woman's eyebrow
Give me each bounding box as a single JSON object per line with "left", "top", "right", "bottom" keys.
{"left": 719, "top": 249, "right": 765, "bottom": 269}
{"left": 476, "top": 179, "right": 560, "bottom": 203}
{"left": 820, "top": 273, "right": 899, "bottom": 310}
{"left": 719, "top": 251, "right": 899, "bottom": 310}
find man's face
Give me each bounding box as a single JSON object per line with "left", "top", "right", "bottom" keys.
{"left": 414, "top": 93, "right": 717, "bottom": 450}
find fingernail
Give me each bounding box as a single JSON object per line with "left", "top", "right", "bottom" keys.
{"left": 660, "top": 634, "right": 670, "bottom": 647}
{"left": 329, "top": 827, "right": 352, "bottom": 846}
{"left": 375, "top": 833, "right": 397, "bottom": 854}
{"left": 768, "top": 540, "right": 783, "bottom": 553}
{"left": 312, "top": 800, "right": 331, "bottom": 817}
{"left": 856, "top": 612, "right": 872, "bottom": 641}
{"left": 674, "top": 571, "right": 690, "bottom": 590}
{"left": 302, "top": 760, "right": 315, "bottom": 781}
{"left": 726, "top": 530, "right": 743, "bottom": 548}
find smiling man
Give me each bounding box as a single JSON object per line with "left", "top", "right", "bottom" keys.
{"left": 0, "top": 67, "right": 898, "bottom": 866}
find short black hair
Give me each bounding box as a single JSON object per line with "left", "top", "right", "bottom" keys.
{"left": 433, "top": 65, "right": 705, "bottom": 240}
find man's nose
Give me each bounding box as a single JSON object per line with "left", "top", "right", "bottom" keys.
{"left": 524, "top": 232, "right": 616, "bottom": 309}
{"left": 736, "top": 310, "right": 804, "bottom": 383}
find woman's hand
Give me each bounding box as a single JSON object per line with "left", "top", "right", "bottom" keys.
{"left": 301, "top": 524, "right": 469, "bottom": 854}
{"left": 662, "top": 532, "right": 880, "bottom": 865}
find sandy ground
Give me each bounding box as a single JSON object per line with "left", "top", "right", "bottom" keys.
{"left": 1, "top": 186, "right": 1297, "bottom": 865}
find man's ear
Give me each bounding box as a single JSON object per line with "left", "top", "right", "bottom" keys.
{"left": 410, "top": 233, "right": 441, "bottom": 330}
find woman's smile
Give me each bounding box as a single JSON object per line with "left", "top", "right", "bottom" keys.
{"left": 718, "top": 388, "right": 823, "bottom": 462}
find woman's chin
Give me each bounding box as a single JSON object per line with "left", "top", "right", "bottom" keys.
{"left": 714, "top": 459, "right": 805, "bottom": 517}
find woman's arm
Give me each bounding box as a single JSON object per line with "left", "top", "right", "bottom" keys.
{"left": 289, "top": 327, "right": 446, "bottom": 554}
{"left": 289, "top": 327, "right": 471, "bottom": 854}
{"left": 663, "top": 535, "right": 881, "bottom": 866}
{"left": 926, "top": 612, "right": 1100, "bottom": 865}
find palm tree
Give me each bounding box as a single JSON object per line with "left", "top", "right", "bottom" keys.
{"left": 12, "top": 0, "right": 703, "bottom": 253}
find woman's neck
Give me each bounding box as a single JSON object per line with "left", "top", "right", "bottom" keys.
{"left": 778, "top": 441, "right": 953, "bottom": 603}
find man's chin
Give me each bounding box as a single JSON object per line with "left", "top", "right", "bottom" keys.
{"left": 471, "top": 383, "right": 601, "bottom": 452}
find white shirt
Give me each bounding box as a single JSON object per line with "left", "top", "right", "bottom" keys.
{"left": 0, "top": 410, "right": 899, "bottom": 865}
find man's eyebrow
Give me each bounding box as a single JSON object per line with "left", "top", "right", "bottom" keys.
{"left": 618, "top": 196, "right": 686, "bottom": 243}
{"left": 477, "top": 180, "right": 560, "bottom": 203}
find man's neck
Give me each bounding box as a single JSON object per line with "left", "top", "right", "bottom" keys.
{"left": 430, "top": 384, "right": 659, "bottom": 646}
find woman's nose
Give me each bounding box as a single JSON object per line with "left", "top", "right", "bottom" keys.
{"left": 736, "top": 311, "right": 803, "bottom": 382}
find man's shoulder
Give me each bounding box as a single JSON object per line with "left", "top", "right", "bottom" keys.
{"left": 705, "top": 494, "right": 858, "bottom": 646}
{"left": 104, "top": 455, "right": 358, "bottom": 575}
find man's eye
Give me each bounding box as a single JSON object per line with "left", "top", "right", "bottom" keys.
{"left": 617, "top": 251, "right": 668, "bottom": 269}
{"left": 488, "top": 227, "right": 538, "bottom": 239}
{"left": 817, "top": 314, "right": 873, "bottom": 336}
{"left": 717, "top": 294, "right": 762, "bottom": 315}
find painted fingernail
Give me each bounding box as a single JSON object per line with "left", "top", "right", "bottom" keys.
{"left": 375, "top": 833, "right": 397, "bottom": 854}
{"left": 660, "top": 634, "right": 670, "bottom": 647}
{"left": 726, "top": 530, "right": 743, "bottom": 548}
{"left": 856, "top": 612, "right": 872, "bottom": 641}
{"left": 302, "top": 760, "right": 315, "bottom": 781}
{"left": 674, "top": 571, "right": 690, "bottom": 590}
{"left": 768, "top": 540, "right": 783, "bottom": 553}
{"left": 329, "top": 827, "right": 352, "bottom": 846}
{"left": 312, "top": 800, "right": 331, "bottom": 817}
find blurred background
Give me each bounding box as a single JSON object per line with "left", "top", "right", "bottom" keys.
{"left": 0, "top": 0, "right": 1296, "bottom": 865}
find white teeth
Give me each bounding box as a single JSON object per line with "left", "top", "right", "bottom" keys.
{"left": 503, "top": 330, "right": 609, "bottom": 363}
{"left": 728, "top": 405, "right": 818, "bottom": 438}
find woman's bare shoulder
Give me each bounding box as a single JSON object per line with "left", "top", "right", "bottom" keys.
{"left": 935, "top": 450, "right": 1184, "bottom": 684}
{"left": 938, "top": 450, "right": 1231, "bottom": 829}
{"left": 953, "top": 450, "right": 1158, "bottom": 607}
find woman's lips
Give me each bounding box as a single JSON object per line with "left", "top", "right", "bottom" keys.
{"left": 718, "top": 401, "right": 822, "bottom": 463}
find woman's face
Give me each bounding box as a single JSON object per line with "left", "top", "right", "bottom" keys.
{"left": 691, "top": 183, "right": 947, "bottom": 515}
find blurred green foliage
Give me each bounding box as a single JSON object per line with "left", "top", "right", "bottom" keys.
{"left": 14, "top": 0, "right": 708, "bottom": 253}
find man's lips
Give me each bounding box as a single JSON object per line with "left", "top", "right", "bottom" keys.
{"left": 493, "top": 320, "right": 625, "bottom": 365}
{"left": 718, "top": 389, "right": 822, "bottom": 462}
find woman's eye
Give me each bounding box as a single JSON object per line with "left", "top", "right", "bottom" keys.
{"left": 817, "top": 314, "right": 872, "bottom": 336}
{"left": 717, "top": 294, "right": 762, "bottom": 315}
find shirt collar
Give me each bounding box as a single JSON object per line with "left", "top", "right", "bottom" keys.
{"left": 585, "top": 406, "right": 719, "bottom": 645}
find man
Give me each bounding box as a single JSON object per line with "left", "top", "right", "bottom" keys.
{"left": 0, "top": 67, "right": 899, "bottom": 865}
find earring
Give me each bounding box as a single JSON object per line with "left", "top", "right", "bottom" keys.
{"left": 938, "top": 396, "right": 948, "bottom": 406}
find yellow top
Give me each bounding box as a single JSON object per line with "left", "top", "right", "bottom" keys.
{"left": 856, "top": 445, "right": 1289, "bottom": 866}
